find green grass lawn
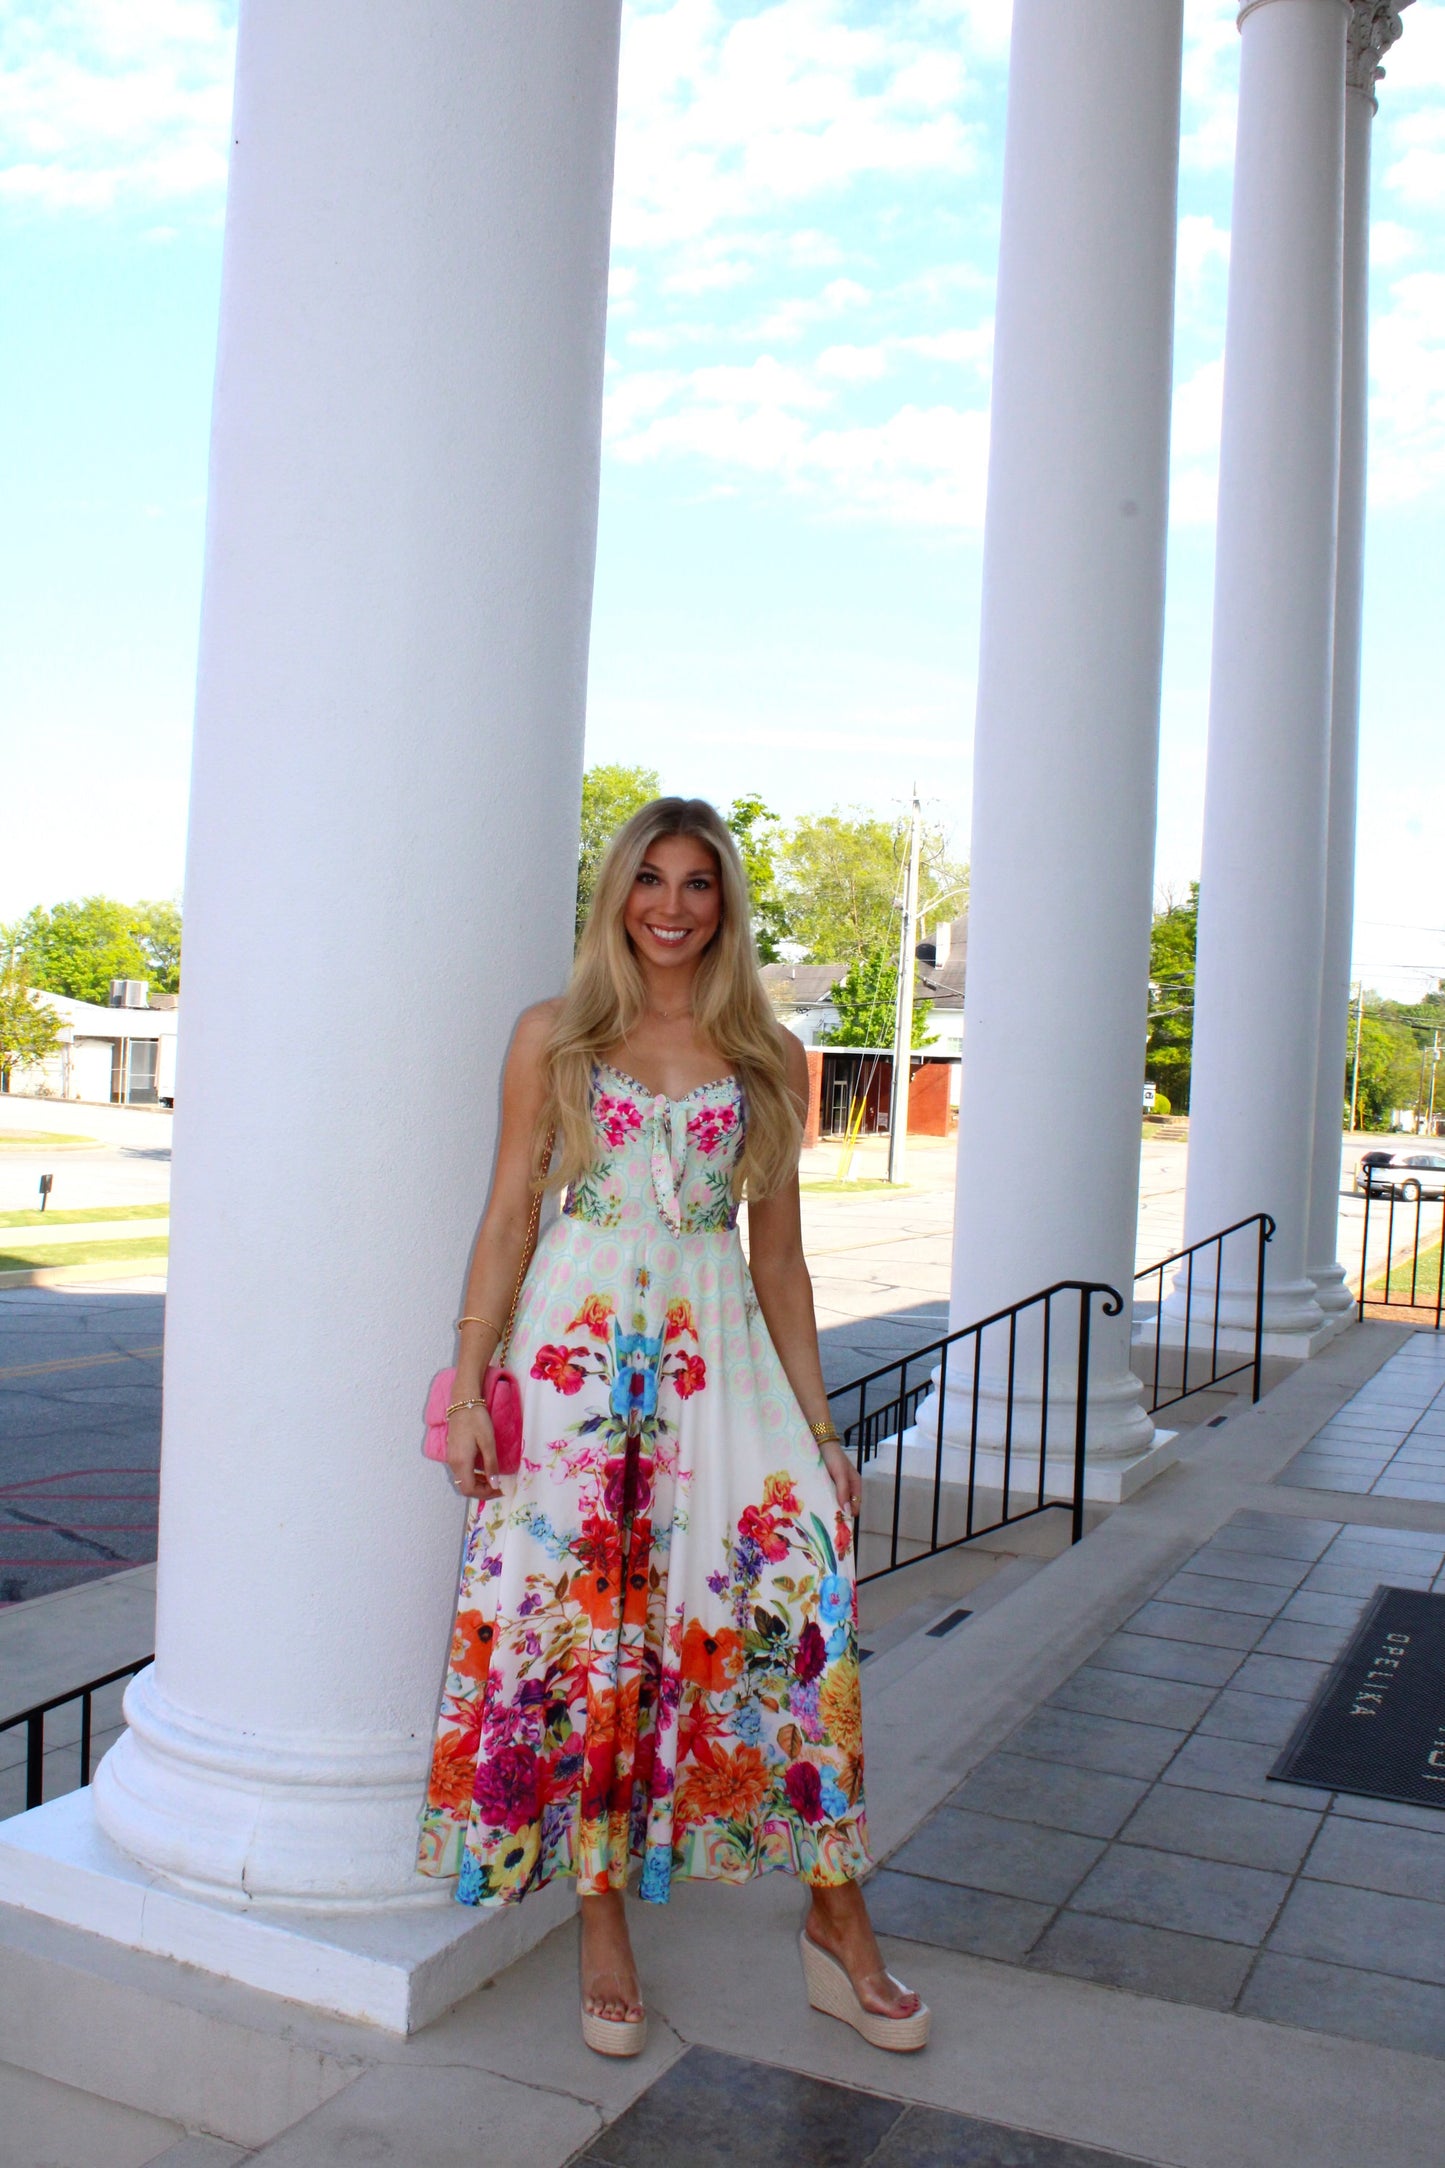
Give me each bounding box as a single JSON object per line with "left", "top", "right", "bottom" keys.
{"left": 0, "top": 1235, "right": 170, "bottom": 1272}
{"left": 1367, "top": 1241, "right": 1444, "bottom": 1301}
{"left": 800, "top": 1178, "right": 902, "bottom": 1194}
{"left": 0, "top": 1132, "right": 97, "bottom": 1151}
{"left": 0, "top": 1201, "right": 170, "bottom": 1230}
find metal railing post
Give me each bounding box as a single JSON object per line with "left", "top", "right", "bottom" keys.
{"left": 1071, "top": 1288, "right": 1093, "bottom": 1546}
{"left": 1252, "top": 1213, "right": 1268, "bottom": 1403}
{"left": 26, "top": 1711, "right": 44, "bottom": 1812}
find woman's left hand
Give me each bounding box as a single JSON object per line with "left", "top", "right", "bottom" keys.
{"left": 821, "top": 1438, "right": 862, "bottom": 1518}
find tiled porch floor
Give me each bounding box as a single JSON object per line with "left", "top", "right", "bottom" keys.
{"left": 1276, "top": 1333, "right": 1445, "bottom": 1502}
{"left": 868, "top": 1494, "right": 1445, "bottom": 2059}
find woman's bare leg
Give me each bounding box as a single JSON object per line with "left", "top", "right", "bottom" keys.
{"left": 579, "top": 1888, "right": 645, "bottom": 2022}
{"left": 805, "top": 1880, "right": 921, "bottom": 2017}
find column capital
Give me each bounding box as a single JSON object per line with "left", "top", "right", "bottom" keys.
{"left": 1237, "top": 0, "right": 1351, "bottom": 25}
{"left": 1345, "top": 0, "right": 1412, "bottom": 103}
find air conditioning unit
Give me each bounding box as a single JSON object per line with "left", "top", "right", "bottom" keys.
{"left": 109, "top": 979, "right": 150, "bottom": 1009}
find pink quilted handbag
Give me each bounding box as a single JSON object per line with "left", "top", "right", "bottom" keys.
{"left": 424, "top": 1128, "right": 552, "bottom": 1482}
{"left": 423, "top": 1362, "right": 523, "bottom": 1475}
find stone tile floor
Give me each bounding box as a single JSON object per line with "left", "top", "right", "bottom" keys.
{"left": 570, "top": 2045, "right": 1153, "bottom": 2167}
{"left": 867, "top": 1500, "right": 1445, "bottom": 2060}
{"left": 1276, "top": 1333, "right": 1445, "bottom": 1502}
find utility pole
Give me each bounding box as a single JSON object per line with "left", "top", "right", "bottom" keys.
{"left": 1429, "top": 1031, "right": 1441, "bottom": 1132}
{"left": 1347, "top": 981, "right": 1365, "bottom": 1135}
{"left": 887, "top": 789, "right": 922, "bottom": 1186}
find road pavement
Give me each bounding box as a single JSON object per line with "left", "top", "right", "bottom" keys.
{"left": 0, "top": 1105, "right": 1392, "bottom": 1609}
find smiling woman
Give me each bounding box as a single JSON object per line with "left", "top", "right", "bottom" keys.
{"left": 541, "top": 798, "right": 803, "bottom": 1202}
{"left": 417, "top": 795, "right": 930, "bottom": 2059}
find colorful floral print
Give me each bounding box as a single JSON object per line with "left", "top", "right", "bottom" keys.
{"left": 417, "top": 1065, "right": 870, "bottom": 1907}
{"left": 686, "top": 1100, "right": 739, "bottom": 1158}
{"left": 594, "top": 1092, "right": 644, "bottom": 1152}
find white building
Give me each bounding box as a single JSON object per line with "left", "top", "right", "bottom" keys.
{"left": 5, "top": 987, "right": 179, "bottom": 1106}
{"left": 0, "top": 0, "right": 1419, "bottom": 2039}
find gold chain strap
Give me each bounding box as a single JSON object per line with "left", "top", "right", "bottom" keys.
{"left": 497, "top": 1127, "right": 555, "bottom": 1365}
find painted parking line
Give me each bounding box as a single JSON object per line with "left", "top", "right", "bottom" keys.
{"left": 0, "top": 1345, "right": 163, "bottom": 1382}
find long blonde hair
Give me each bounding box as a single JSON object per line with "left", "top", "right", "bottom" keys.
{"left": 539, "top": 797, "right": 802, "bottom": 1199}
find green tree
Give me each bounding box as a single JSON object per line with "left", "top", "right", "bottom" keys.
{"left": 724, "top": 794, "right": 789, "bottom": 963}
{"left": 780, "top": 808, "right": 965, "bottom": 966}
{"left": 1146, "top": 884, "right": 1197, "bottom": 1112}
{"left": 134, "top": 899, "right": 183, "bottom": 993}
{"left": 1351, "top": 1011, "right": 1421, "bottom": 1132}
{"left": 820, "top": 948, "right": 934, "bottom": 1049}
{"left": 1372, "top": 979, "right": 1445, "bottom": 1045}
{"left": 575, "top": 763, "right": 661, "bottom": 941}
{"left": 0, "top": 931, "right": 64, "bottom": 1087}
{"left": 13, "top": 897, "right": 150, "bottom": 1007}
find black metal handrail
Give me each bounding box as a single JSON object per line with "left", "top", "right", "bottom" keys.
{"left": 1132, "top": 1212, "right": 1275, "bottom": 1414}
{"left": 828, "top": 1278, "right": 1122, "bottom": 1583}
{"left": 1, "top": 1657, "right": 150, "bottom": 1812}
{"left": 1358, "top": 1174, "right": 1444, "bottom": 1329}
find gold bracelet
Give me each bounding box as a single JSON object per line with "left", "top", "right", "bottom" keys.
{"left": 809, "top": 1417, "right": 842, "bottom": 1447}
{"left": 455, "top": 1315, "right": 501, "bottom": 1334}
{"left": 445, "top": 1397, "right": 486, "bottom": 1418}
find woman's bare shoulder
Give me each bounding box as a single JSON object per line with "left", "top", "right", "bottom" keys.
{"left": 505, "top": 999, "right": 564, "bottom": 1080}
{"left": 515, "top": 997, "right": 564, "bottom": 1040}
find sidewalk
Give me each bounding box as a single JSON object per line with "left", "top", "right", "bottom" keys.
{"left": 4, "top": 1319, "right": 1445, "bottom": 2165}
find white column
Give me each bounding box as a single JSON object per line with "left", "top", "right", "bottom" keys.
{"left": 1308, "top": 3, "right": 1410, "bottom": 1315}
{"left": 1181, "top": 0, "right": 1348, "bottom": 1346}
{"left": 82, "top": 5, "right": 622, "bottom": 1905}
{"left": 935, "top": 0, "right": 1183, "bottom": 1473}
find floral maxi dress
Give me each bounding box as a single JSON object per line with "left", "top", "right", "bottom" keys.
{"left": 417, "top": 1062, "right": 872, "bottom": 1906}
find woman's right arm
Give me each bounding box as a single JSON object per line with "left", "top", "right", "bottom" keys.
{"left": 445, "top": 1002, "right": 557, "bottom": 1501}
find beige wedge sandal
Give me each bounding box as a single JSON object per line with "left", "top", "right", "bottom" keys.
{"left": 799, "top": 1929, "right": 931, "bottom": 2053}
{"left": 579, "top": 1973, "right": 648, "bottom": 2059}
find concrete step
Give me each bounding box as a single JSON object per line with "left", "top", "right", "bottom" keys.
{"left": 860, "top": 1555, "right": 1047, "bottom": 1699}
{"left": 0, "top": 2057, "right": 189, "bottom": 2168}
{"left": 0, "top": 1904, "right": 364, "bottom": 2150}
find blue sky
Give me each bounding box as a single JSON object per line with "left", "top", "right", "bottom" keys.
{"left": 2, "top": 0, "right": 1442, "bottom": 996}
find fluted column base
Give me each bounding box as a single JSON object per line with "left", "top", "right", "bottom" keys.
{"left": 1311, "top": 1260, "right": 1358, "bottom": 1316}
{"left": 91, "top": 1666, "right": 443, "bottom": 1911}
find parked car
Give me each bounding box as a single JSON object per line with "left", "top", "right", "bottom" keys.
{"left": 1354, "top": 1149, "right": 1445, "bottom": 1201}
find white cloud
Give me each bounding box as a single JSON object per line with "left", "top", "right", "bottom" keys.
{"left": 1179, "top": 0, "right": 1239, "bottom": 175}
{"left": 1168, "top": 357, "right": 1224, "bottom": 528}
{"left": 0, "top": 0, "right": 234, "bottom": 214}
{"left": 899, "top": 322, "right": 992, "bottom": 374}
{"left": 663, "top": 254, "right": 755, "bottom": 295}
{"left": 808, "top": 322, "right": 993, "bottom": 387}
{"left": 817, "top": 342, "right": 891, "bottom": 383}
{"left": 612, "top": 0, "right": 981, "bottom": 262}
{"left": 604, "top": 346, "right": 989, "bottom": 531}
{"left": 1371, "top": 220, "right": 1417, "bottom": 269}
{"left": 755, "top": 275, "right": 871, "bottom": 342}
{"left": 1368, "top": 270, "right": 1445, "bottom": 507}
{"left": 805, "top": 402, "right": 989, "bottom": 528}
{"left": 1175, "top": 213, "right": 1230, "bottom": 308}
{"left": 1383, "top": 113, "right": 1445, "bottom": 213}
{"left": 1379, "top": 4, "right": 1445, "bottom": 95}
{"left": 913, "top": 0, "right": 1013, "bottom": 64}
